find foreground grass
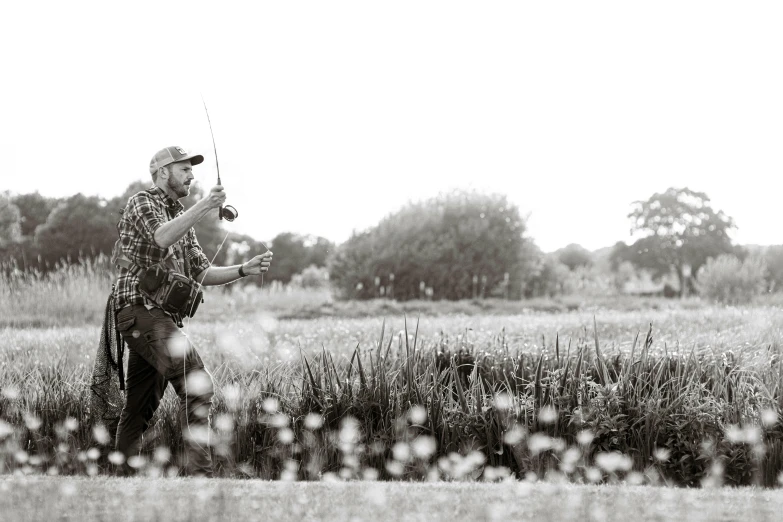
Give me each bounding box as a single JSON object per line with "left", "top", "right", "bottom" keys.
{"left": 3, "top": 306, "right": 783, "bottom": 485}
{"left": 2, "top": 476, "right": 783, "bottom": 522}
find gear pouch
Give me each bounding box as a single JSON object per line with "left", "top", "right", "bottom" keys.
{"left": 139, "top": 265, "right": 167, "bottom": 295}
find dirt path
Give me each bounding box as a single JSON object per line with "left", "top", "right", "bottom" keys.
{"left": 2, "top": 476, "right": 783, "bottom": 522}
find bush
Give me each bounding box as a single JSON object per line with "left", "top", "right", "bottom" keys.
{"left": 697, "top": 254, "right": 767, "bottom": 304}
{"left": 329, "top": 190, "right": 529, "bottom": 300}
{"left": 290, "top": 265, "right": 330, "bottom": 290}
{"left": 523, "top": 255, "right": 571, "bottom": 297}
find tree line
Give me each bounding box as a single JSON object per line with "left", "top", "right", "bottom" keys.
{"left": 2, "top": 183, "right": 781, "bottom": 300}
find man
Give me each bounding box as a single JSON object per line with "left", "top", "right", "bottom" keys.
{"left": 113, "top": 145, "right": 273, "bottom": 476}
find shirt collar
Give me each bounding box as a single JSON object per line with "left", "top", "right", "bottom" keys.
{"left": 149, "top": 186, "right": 184, "bottom": 212}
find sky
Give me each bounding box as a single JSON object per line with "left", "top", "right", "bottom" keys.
{"left": 1, "top": 1, "right": 781, "bottom": 253}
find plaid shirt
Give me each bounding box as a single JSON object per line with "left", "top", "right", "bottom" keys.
{"left": 113, "top": 186, "right": 210, "bottom": 311}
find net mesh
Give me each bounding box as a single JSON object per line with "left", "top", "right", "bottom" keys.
{"left": 89, "top": 292, "right": 125, "bottom": 446}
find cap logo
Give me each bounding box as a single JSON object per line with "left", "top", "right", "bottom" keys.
{"left": 174, "top": 146, "right": 186, "bottom": 155}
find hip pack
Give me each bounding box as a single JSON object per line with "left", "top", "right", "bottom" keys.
{"left": 112, "top": 242, "right": 204, "bottom": 318}
{"left": 137, "top": 263, "right": 203, "bottom": 317}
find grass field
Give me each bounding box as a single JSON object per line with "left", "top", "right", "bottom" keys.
{"left": 2, "top": 476, "right": 783, "bottom": 522}
{"left": 3, "top": 303, "right": 783, "bottom": 486}
{"left": 3, "top": 274, "right": 783, "bottom": 522}
{"left": 4, "top": 263, "right": 783, "bottom": 491}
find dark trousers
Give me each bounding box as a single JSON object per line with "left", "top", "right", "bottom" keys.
{"left": 114, "top": 305, "right": 214, "bottom": 475}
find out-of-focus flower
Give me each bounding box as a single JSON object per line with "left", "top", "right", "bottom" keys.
{"left": 0, "top": 420, "right": 14, "bottom": 438}
{"left": 654, "top": 448, "right": 671, "bottom": 462}
{"left": 108, "top": 452, "right": 125, "bottom": 465}
{"left": 262, "top": 397, "right": 280, "bottom": 413}
{"left": 222, "top": 384, "right": 242, "bottom": 412}
{"left": 24, "top": 414, "right": 42, "bottom": 431}
{"left": 154, "top": 447, "right": 171, "bottom": 464}
{"left": 411, "top": 436, "right": 437, "bottom": 459}
{"left": 408, "top": 406, "right": 427, "bottom": 425}
{"left": 503, "top": 425, "right": 526, "bottom": 445}
{"left": 576, "top": 430, "right": 594, "bottom": 447}
{"left": 761, "top": 409, "right": 779, "bottom": 428}
{"left": 392, "top": 442, "right": 411, "bottom": 462}
{"left": 595, "top": 452, "right": 633, "bottom": 473}
{"left": 304, "top": 413, "right": 324, "bottom": 430}
{"left": 278, "top": 428, "right": 295, "bottom": 444}
{"left": 92, "top": 425, "right": 111, "bottom": 445}
{"left": 493, "top": 393, "right": 513, "bottom": 411}
{"left": 539, "top": 406, "right": 558, "bottom": 424}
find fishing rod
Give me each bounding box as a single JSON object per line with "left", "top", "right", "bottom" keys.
{"left": 198, "top": 95, "right": 270, "bottom": 285}
{"left": 201, "top": 95, "right": 238, "bottom": 222}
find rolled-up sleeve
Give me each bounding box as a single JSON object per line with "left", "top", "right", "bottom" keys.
{"left": 187, "top": 231, "right": 211, "bottom": 278}
{"left": 127, "top": 192, "right": 166, "bottom": 243}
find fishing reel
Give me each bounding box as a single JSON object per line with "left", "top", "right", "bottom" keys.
{"left": 219, "top": 205, "right": 238, "bottom": 222}
{"left": 201, "top": 96, "right": 239, "bottom": 223}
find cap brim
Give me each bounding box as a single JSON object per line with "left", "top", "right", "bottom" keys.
{"left": 183, "top": 154, "right": 204, "bottom": 166}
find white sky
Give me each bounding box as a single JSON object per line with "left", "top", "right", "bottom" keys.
{"left": 1, "top": 1, "right": 781, "bottom": 252}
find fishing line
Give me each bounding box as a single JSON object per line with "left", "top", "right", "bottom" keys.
{"left": 178, "top": 94, "right": 235, "bottom": 462}
{"left": 180, "top": 228, "right": 230, "bottom": 461}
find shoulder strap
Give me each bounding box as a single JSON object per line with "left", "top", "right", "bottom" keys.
{"left": 162, "top": 204, "right": 191, "bottom": 278}
{"left": 111, "top": 240, "right": 141, "bottom": 276}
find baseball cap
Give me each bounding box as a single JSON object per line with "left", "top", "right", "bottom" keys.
{"left": 149, "top": 146, "right": 204, "bottom": 175}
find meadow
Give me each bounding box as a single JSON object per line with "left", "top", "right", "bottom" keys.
{"left": 2, "top": 263, "right": 783, "bottom": 495}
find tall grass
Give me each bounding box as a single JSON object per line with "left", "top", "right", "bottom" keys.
{"left": 1, "top": 318, "right": 781, "bottom": 486}
{"left": 0, "top": 257, "right": 114, "bottom": 327}
{"left": 1, "top": 258, "right": 727, "bottom": 327}
{"left": 0, "top": 258, "right": 333, "bottom": 327}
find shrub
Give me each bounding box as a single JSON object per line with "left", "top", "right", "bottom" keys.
{"left": 523, "top": 255, "right": 571, "bottom": 298}
{"left": 329, "top": 190, "right": 529, "bottom": 300}
{"left": 290, "top": 265, "right": 330, "bottom": 290}
{"left": 697, "top": 254, "right": 767, "bottom": 304}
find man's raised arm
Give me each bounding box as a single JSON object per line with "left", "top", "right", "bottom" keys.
{"left": 154, "top": 185, "right": 226, "bottom": 248}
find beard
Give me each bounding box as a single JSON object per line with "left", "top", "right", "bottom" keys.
{"left": 167, "top": 176, "right": 190, "bottom": 198}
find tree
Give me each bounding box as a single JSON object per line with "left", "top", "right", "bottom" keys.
{"left": 34, "top": 194, "right": 118, "bottom": 265}
{"left": 305, "top": 236, "right": 333, "bottom": 268}
{"left": 522, "top": 253, "right": 571, "bottom": 298}
{"left": 626, "top": 187, "right": 735, "bottom": 296}
{"left": 268, "top": 233, "right": 310, "bottom": 284}
{"left": 555, "top": 243, "right": 593, "bottom": 271}
{"left": 11, "top": 192, "right": 58, "bottom": 238}
{"left": 110, "top": 180, "right": 150, "bottom": 210}
{"left": 329, "top": 190, "right": 529, "bottom": 300}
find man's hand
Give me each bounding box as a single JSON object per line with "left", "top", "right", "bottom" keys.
{"left": 241, "top": 251, "right": 273, "bottom": 276}
{"left": 202, "top": 185, "right": 227, "bottom": 211}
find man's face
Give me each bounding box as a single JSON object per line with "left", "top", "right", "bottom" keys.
{"left": 164, "top": 160, "right": 194, "bottom": 198}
